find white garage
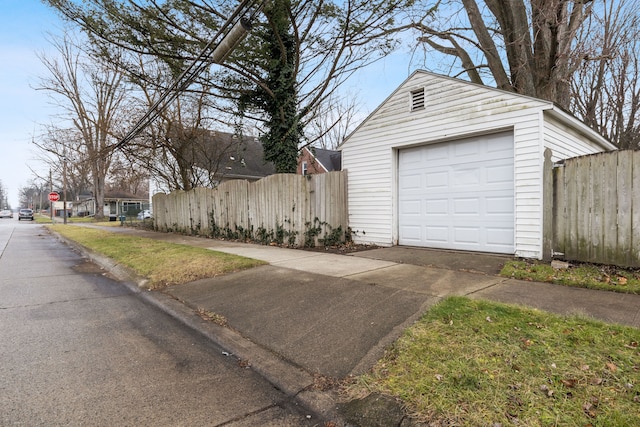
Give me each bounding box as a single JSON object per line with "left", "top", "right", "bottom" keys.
{"left": 340, "top": 71, "right": 616, "bottom": 259}
{"left": 398, "top": 132, "right": 514, "bottom": 253}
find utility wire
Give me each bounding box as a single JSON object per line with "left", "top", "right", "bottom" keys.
{"left": 115, "top": 0, "right": 262, "bottom": 150}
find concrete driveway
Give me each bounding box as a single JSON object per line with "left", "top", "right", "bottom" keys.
{"left": 350, "top": 245, "right": 511, "bottom": 275}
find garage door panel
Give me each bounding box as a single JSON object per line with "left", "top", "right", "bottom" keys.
{"left": 425, "top": 226, "right": 449, "bottom": 243}
{"left": 453, "top": 227, "right": 480, "bottom": 244}
{"left": 426, "top": 199, "right": 448, "bottom": 214}
{"left": 426, "top": 171, "right": 448, "bottom": 188}
{"left": 399, "top": 225, "right": 422, "bottom": 243}
{"left": 400, "top": 199, "right": 421, "bottom": 215}
{"left": 399, "top": 147, "right": 423, "bottom": 166}
{"left": 398, "top": 131, "right": 514, "bottom": 254}
{"left": 486, "top": 196, "right": 514, "bottom": 214}
{"left": 454, "top": 140, "right": 481, "bottom": 158}
{"left": 487, "top": 165, "right": 514, "bottom": 185}
{"left": 425, "top": 144, "right": 448, "bottom": 161}
{"left": 453, "top": 198, "right": 480, "bottom": 215}
{"left": 399, "top": 172, "right": 422, "bottom": 190}
{"left": 486, "top": 227, "right": 514, "bottom": 246}
{"left": 453, "top": 168, "right": 481, "bottom": 187}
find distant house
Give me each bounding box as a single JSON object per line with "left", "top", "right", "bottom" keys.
{"left": 149, "top": 130, "right": 276, "bottom": 201}
{"left": 189, "top": 130, "right": 275, "bottom": 183}
{"left": 73, "top": 191, "right": 148, "bottom": 219}
{"left": 341, "top": 70, "right": 616, "bottom": 259}
{"left": 51, "top": 200, "right": 73, "bottom": 217}
{"left": 297, "top": 147, "right": 341, "bottom": 175}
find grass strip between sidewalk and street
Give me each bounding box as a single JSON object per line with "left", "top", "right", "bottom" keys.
{"left": 345, "top": 297, "right": 640, "bottom": 426}
{"left": 48, "top": 225, "right": 265, "bottom": 289}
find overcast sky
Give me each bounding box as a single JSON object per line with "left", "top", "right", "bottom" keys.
{"left": 0, "top": 0, "right": 63, "bottom": 208}
{"left": 0, "top": 0, "right": 411, "bottom": 208}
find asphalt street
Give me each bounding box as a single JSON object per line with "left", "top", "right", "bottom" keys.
{"left": 0, "top": 218, "right": 320, "bottom": 426}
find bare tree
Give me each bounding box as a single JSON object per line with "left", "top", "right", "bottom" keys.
{"left": 410, "top": 0, "right": 640, "bottom": 147}
{"left": 571, "top": 0, "right": 640, "bottom": 149}
{"left": 36, "top": 32, "right": 129, "bottom": 219}
{"left": 0, "top": 180, "right": 8, "bottom": 209}
{"left": 19, "top": 179, "right": 51, "bottom": 212}
{"left": 305, "top": 92, "right": 361, "bottom": 150}
{"left": 411, "top": 0, "right": 595, "bottom": 108}
{"left": 106, "top": 154, "right": 149, "bottom": 196}
{"left": 44, "top": 0, "right": 419, "bottom": 171}
{"left": 116, "top": 56, "right": 248, "bottom": 192}
{"left": 32, "top": 127, "right": 91, "bottom": 204}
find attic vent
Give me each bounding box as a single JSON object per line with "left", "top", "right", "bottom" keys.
{"left": 411, "top": 88, "right": 425, "bottom": 111}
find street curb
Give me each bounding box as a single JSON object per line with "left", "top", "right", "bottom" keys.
{"left": 47, "top": 227, "right": 347, "bottom": 424}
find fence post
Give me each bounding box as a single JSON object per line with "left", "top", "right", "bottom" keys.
{"left": 542, "top": 148, "right": 553, "bottom": 261}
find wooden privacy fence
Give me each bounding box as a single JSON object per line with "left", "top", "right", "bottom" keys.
{"left": 152, "top": 171, "right": 348, "bottom": 247}
{"left": 551, "top": 150, "right": 640, "bottom": 267}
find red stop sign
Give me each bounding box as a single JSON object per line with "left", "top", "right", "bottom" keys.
{"left": 48, "top": 192, "right": 60, "bottom": 202}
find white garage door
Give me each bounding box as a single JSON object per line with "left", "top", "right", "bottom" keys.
{"left": 398, "top": 131, "right": 514, "bottom": 254}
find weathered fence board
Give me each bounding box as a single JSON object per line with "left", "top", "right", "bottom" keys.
{"left": 589, "top": 154, "right": 605, "bottom": 263}
{"left": 153, "top": 171, "right": 348, "bottom": 247}
{"left": 553, "top": 150, "right": 640, "bottom": 267}
{"left": 633, "top": 151, "right": 640, "bottom": 264}
{"left": 552, "top": 159, "right": 566, "bottom": 256}
{"left": 603, "top": 154, "right": 618, "bottom": 262}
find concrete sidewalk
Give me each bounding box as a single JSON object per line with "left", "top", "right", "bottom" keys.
{"left": 59, "top": 225, "right": 640, "bottom": 422}
{"left": 165, "top": 238, "right": 640, "bottom": 378}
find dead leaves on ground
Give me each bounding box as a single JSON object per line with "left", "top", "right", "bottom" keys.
{"left": 196, "top": 308, "right": 228, "bottom": 326}
{"left": 476, "top": 314, "right": 638, "bottom": 419}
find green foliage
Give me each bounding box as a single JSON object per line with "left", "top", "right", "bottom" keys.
{"left": 304, "top": 217, "right": 346, "bottom": 248}
{"left": 320, "top": 225, "right": 344, "bottom": 247}
{"left": 239, "top": 0, "right": 301, "bottom": 173}
{"left": 208, "top": 209, "right": 301, "bottom": 246}
{"left": 46, "top": 0, "right": 418, "bottom": 174}
{"left": 274, "top": 221, "right": 298, "bottom": 246}
{"left": 304, "top": 218, "right": 323, "bottom": 247}
{"left": 207, "top": 210, "right": 342, "bottom": 248}
{"left": 347, "top": 297, "right": 640, "bottom": 426}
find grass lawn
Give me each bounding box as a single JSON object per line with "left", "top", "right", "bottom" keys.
{"left": 34, "top": 214, "right": 55, "bottom": 224}
{"left": 35, "top": 215, "right": 102, "bottom": 224}
{"left": 48, "top": 225, "right": 265, "bottom": 289}
{"left": 501, "top": 260, "right": 640, "bottom": 294}
{"left": 346, "top": 297, "right": 640, "bottom": 426}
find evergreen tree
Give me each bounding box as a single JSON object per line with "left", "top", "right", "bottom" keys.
{"left": 240, "top": 0, "right": 301, "bottom": 173}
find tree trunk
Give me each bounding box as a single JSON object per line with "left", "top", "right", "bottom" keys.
{"left": 93, "top": 169, "right": 106, "bottom": 220}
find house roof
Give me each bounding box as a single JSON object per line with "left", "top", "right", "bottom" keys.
{"left": 191, "top": 130, "right": 275, "bottom": 180}
{"left": 340, "top": 70, "right": 616, "bottom": 152}
{"left": 304, "top": 147, "right": 341, "bottom": 172}
{"left": 105, "top": 190, "right": 146, "bottom": 199}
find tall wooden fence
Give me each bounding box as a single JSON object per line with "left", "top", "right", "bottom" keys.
{"left": 552, "top": 150, "right": 640, "bottom": 267}
{"left": 152, "top": 171, "right": 348, "bottom": 247}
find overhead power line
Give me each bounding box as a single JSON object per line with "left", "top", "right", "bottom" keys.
{"left": 115, "top": 0, "right": 262, "bottom": 150}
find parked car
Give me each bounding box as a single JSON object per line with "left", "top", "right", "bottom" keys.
{"left": 0, "top": 209, "right": 13, "bottom": 218}
{"left": 18, "top": 208, "right": 34, "bottom": 221}
{"left": 137, "top": 210, "right": 152, "bottom": 220}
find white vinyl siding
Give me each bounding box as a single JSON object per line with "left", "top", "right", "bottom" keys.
{"left": 341, "top": 71, "right": 611, "bottom": 259}
{"left": 543, "top": 114, "right": 607, "bottom": 161}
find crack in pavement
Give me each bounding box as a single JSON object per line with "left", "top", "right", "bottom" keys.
{"left": 0, "top": 293, "right": 132, "bottom": 311}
